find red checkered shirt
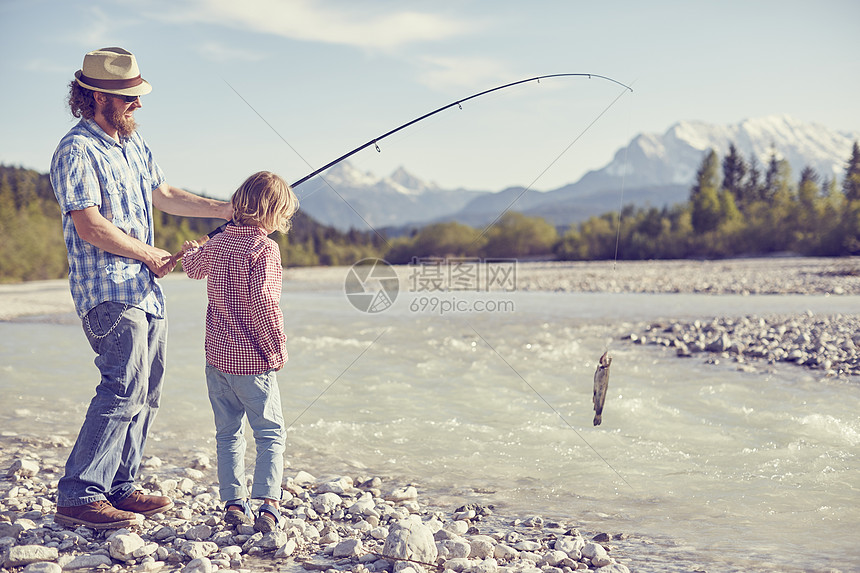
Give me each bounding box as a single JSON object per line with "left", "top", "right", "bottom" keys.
{"left": 183, "top": 225, "right": 286, "bottom": 375}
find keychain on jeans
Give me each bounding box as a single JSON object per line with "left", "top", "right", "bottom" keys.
{"left": 83, "top": 304, "right": 129, "bottom": 340}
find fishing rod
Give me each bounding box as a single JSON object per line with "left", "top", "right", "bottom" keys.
{"left": 192, "top": 73, "right": 633, "bottom": 242}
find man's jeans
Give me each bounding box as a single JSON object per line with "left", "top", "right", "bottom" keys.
{"left": 205, "top": 364, "right": 285, "bottom": 502}
{"left": 57, "top": 302, "right": 167, "bottom": 507}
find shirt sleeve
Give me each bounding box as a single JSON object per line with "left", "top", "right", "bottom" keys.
{"left": 50, "top": 144, "right": 102, "bottom": 215}
{"left": 182, "top": 245, "right": 209, "bottom": 280}
{"left": 248, "top": 242, "right": 286, "bottom": 369}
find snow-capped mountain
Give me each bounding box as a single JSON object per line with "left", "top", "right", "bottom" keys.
{"left": 607, "top": 114, "right": 856, "bottom": 186}
{"left": 295, "top": 163, "right": 485, "bottom": 230}
{"left": 297, "top": 115, "right": 859, "bottom": 231}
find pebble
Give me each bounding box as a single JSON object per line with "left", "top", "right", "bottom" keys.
{"left": 0, "top": 443, "right": 635, "bottom": 573}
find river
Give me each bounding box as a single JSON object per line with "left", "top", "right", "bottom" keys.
{"left": 1, "top": 269, "right": 858, "bottom": 572}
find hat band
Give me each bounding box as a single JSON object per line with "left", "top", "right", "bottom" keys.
{"left": 79, "top": 73, "right": 143, "bottom": 90}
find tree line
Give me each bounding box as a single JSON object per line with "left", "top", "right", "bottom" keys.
{"left": 0, "top": 165, "right": 384, "bottom": 283}
{"left": 386, "top": 141, "right": 860, "bottom": 261}
{"left": 1, "top": 140, "right": 858, "bottom": 282}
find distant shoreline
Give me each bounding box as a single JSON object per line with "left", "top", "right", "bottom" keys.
{"left": 1, "top": 256, "right": 857, "bottom": 321}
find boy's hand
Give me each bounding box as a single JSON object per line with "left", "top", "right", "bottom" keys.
{"left": 181, "top": 240, "right": 200, "bottom": 254}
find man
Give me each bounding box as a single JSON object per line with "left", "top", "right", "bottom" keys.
{"left": 50, "top": 47, "right": 232, "bottom": 529}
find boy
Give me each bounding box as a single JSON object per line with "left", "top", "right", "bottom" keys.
{"left": 181, "top": 171, "right": 298, "bottom": 532}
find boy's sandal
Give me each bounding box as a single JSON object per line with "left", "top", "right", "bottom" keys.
{"left": 254, "top": 503, "right": 282, "bottom": 533}
{"left": 224, "top": 499, "right": 254, "bottom": 526}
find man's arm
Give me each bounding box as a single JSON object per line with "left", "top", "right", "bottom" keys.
{"left": 70, "top": 207, "right": 176, "bottom": 278}
{"left": 152, "top": 183, "right": 233, "bottom": 220}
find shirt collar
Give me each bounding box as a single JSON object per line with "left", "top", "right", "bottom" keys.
{"left": 80, "top": 118, "right": 124, "bottom": 149}
{"left": 225, "top": 224, "right": 267, "bottom": 236}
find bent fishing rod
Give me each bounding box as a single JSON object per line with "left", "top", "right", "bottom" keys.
{"left": 196, "top": 73, "right": 633, "bottom": 241}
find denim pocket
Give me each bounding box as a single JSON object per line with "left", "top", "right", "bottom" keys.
{"left": 83, "top": 301, "right": 128, "bottom": 348}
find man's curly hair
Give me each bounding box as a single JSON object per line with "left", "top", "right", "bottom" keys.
{"left": 67, "top": 80, "right": 96, "bottom": 120}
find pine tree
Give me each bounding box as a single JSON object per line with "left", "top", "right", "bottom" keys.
{"left": 721, "top": 143, "right": 747, "bottom": 205}
{"left": 690, "top": 150, "right": 723, "bottom": 233}
{"left": 744, "top": 154, "right": 762, "bottom": 203}
{"left": 843, "top": 141, "right": 860, "bottom": 201}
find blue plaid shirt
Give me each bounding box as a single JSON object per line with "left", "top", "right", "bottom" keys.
{"left": 51, "top": 119, "right": 167, "bottom": 318}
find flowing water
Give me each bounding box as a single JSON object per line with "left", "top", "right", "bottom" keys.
{"left": 1, "top": 273, "right": 858, "bottom": 572}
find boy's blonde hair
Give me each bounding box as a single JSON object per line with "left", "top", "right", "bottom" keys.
{"left": 231, "top": 171, "right": 299, "bottom": 234}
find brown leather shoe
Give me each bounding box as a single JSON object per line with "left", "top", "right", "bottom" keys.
{"left": 112, "top": 490, "right": 174, "bottom": 516}
{"left": 55, "top": 500, "right": 140, "bottom": 529}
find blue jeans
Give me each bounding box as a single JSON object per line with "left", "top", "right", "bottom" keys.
{"left": 205, "top": 364, "right": 285, "bottom": 501}
{"left": 58, "top": 302, "right": 167, "bottom": 507}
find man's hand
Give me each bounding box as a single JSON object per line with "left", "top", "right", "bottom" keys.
{"left": 146, "top": 247, "right": 177, "bottom": 278}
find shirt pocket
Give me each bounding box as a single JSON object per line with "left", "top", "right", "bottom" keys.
{"left": 102, "top": 179, "right": 147, "bottom": 239}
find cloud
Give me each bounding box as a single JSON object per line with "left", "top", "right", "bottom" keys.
{"left": 158, "top": 0, "right": 469, "bottom": 50}
{"left": 416, "top": 56, "right": 513, "bottom": 91}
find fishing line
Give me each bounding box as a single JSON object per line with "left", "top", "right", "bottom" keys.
{"left": 473, "top": 83, "right": 633, "bottom": 246}
{"left": 204, "top": 74, "right": 633, "bottom": 243}
{"left": 222, "top": 78, "right": 392, "bottom": 247}
{"left": 285, "top": 328, "right": 389, "bottom": 431}
{"left": 612, "top": 81, "right": 637, "bottom": 271}
{"left": 604, "top": 86, "right": 636, "bottom": 355}
{"left": 469, "top": 325, "right": 634, "bottom": 491}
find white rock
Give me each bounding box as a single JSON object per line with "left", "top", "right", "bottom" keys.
{"left": 184, "top": 525, "right": 213, "bottom": 541}
{"left": 541, "top": 550, "right": 568, "bottom": 567}
{"left": 493, "top": 544, "right": 518, "bottom": 560}
{"left": 63, "top": 554, "right": 113, "bottom": 570}
{"left": 3, "top": 545, "right": 59, "bottom": 567}
{"left": 291, "top": 470, "right": 315, "bottom": 486}
{"left": 189, "top": 454, "right": 211, "bottom": 470}
{"left": 553, "top": 536, "right": 584, "bottom": 557}
{"left": 177, "top": 477, "right": 195, "bottom": 492}
{"left": 371, "top": 526, "right": 389, "bottom": 540}
{"left": 333, "top": 538, "right": 364, "bottom": 558}
{"left": 313, "top": 492, "right": 343, "bottom": 514}
{"left": 383, "top": 519, "right": 438, "bottom": 564}
{"left": 442, "top": 558, "right": 471, "bottom": 572}
{"left": 513, "top": 540, "right": 540, "bottom": 552}
{"left": 445, "top": 521, "right": 469, "bottom": 536}
{"left": 473, "top": 558, "right": 499, "bottom": 573}
{"left": 184, "top": 468, "right": 205, "bottom": 480}
{"left": 581, "top": 542, "right": 608, "bottom": 560}
{"left": 275, "top": 539, "right": 297, "bottom": 558}
{"left": 179, "top": 540, "right": 218, "bottom": 560}
{"left": 182, "top": 557, "right": 213, "bottom": 573}
{"left": 159, "top": 479, "right": 178, "bottom": 493}
{"left": 386, "top": 486, "right": 418, "bottom": 502}
{"left": 439, "top": 539, "right": 471, "bottom": 559}
{"left": 318, "top": 476, "right": 353, "bottom": 494}
{"left": 141, "top": 456, "right": 162, "bottom": 469}
{"left": 591, "top": 554, "right": 613, "bottom": 567}
{"left": 349, "top": 493, "right": 377, "bottom": 516}
{"left": 469, "top": 537, "right": 495, "bottom": 560}
{"left": 133, "top": 561, "right": 165, "bottom": 572}
{"left": 22, "top": 563, "right": 62, "bottom": 573}
{"left": 6, "top": 459, "right": 39, "bottom": 478}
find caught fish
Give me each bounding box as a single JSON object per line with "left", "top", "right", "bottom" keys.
{"left": 592, "top": 351, "right": 612, "bottom": 426}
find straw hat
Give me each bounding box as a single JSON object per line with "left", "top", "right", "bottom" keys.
{"left": 74, "top": 47, "right": 152, "bottom": 96}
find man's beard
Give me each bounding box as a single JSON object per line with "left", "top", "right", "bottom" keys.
{"left": 106, "top": 98, "right": 138, "bottom": 138}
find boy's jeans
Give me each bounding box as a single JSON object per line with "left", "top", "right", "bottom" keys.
{"left": 205, "top": 364, "right": 285, "bottom": 502}
{"left": 58, "top": 302, "right": 167, "bottom": 507}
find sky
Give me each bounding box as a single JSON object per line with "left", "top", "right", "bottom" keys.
{"left": 1, "top": 0, "right": 859, "bottom": 200}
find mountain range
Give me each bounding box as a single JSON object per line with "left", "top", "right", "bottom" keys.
{"left": 294, "top": 115, "right": 860, "bottom": 231}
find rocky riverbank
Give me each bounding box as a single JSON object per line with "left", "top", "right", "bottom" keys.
{"left": 0, "top": 435, "right": 633, "bottom": 573}
{"left": 625, "top": 312, "right": 860, "bottom": 378}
